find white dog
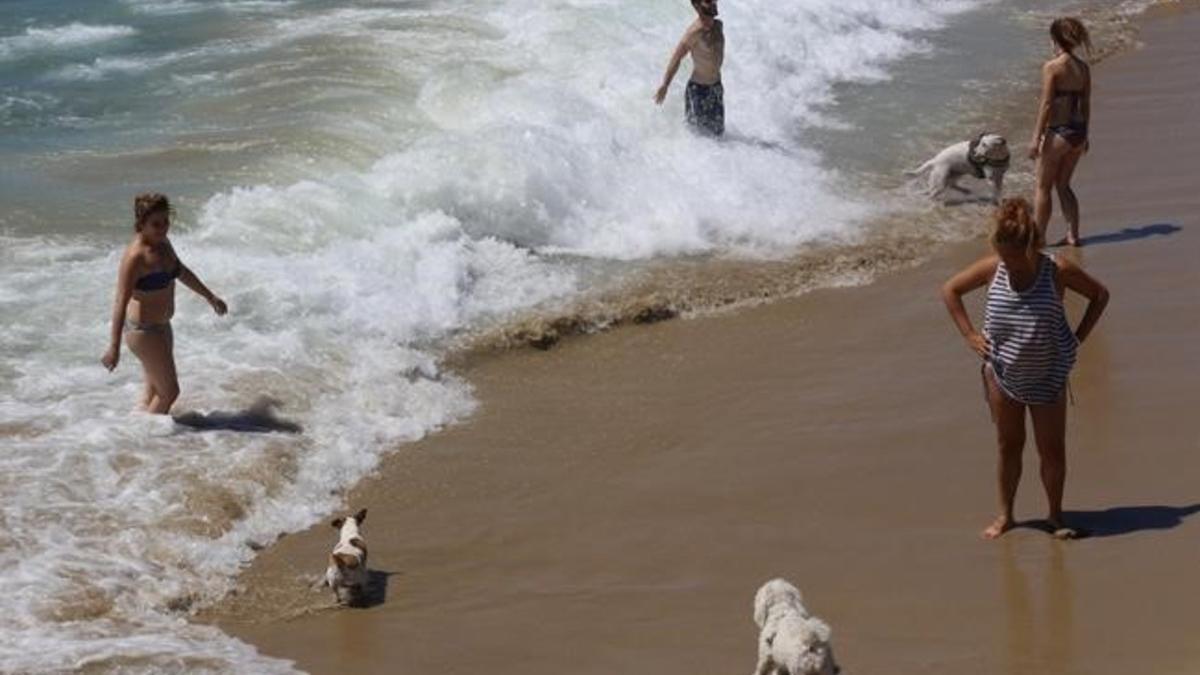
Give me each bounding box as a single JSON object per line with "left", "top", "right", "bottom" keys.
{"left": 324, "top": 508, "right": 368, "bottom": 605}
{"left": 906, "top": 132, "right": 1010, "bottom": 204}
{"left": 752, "top": 578, "right": 840, "bottom": 675}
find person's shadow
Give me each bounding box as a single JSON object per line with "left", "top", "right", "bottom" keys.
{"left": 1073, "top": 223, "right": 1181, "bottom": 247}
{"left": 173, "top": 396, "right": 302, "bottom": 434}
{"left": 1055, "top": 503, "right": 1200, "bottom": 538}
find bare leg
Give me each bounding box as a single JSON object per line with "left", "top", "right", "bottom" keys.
{"left": 1034, "top": 135, "right": 1071, "bottom": 241}
{"left": 1055, "top": 146, "right": 1087, "bottom": 246}
{"left": 139, "top": 373, "right": 157, "bottom": 411}
{"left": 1030, "top": 394, "right": 1074, "bottom": 538}
{"left": 125, "top": 325, "right": 179, "bottom": 415}
{"left": 984, "top": 368, "right": 1026, "bottom": 539}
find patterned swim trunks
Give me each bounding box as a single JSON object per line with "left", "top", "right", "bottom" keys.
{"left": 685, "top": 80, "right": 724, "bottom": 137}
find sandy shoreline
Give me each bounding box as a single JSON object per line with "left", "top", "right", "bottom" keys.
{"left": 207, "top": 7, "right": 1200, "bottom": 674}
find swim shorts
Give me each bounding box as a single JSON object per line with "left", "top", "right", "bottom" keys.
{"left": 685, "top": 80, "right": 724, "bottom": 137}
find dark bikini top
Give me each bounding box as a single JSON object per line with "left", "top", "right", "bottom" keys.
{"left": 135, "top": 263, "right": 180, "bottom": 292}
{"left": 1052, "top": 56, "right": 1089, "bottom": 120}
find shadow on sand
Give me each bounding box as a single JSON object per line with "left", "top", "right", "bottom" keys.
{"left": 173, "top": 397, "right": 302, "bottom": 434}
{"left": 1063, "top": 504, "right": 1200, "bottom": 538}
{"left": 1073, "top": 222, "right": 1181, "bottom": 247}
{"left": 348, "top": 569, "right": 397, "bottom": 609}
{"left": 1017, "top": 504, "right": 1200, "bottom": 539}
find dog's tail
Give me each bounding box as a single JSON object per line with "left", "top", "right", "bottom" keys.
{"left": 904, "top": 160, "right": 934, "bottom": 178}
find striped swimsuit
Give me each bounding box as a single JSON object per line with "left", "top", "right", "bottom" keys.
{"left": 984, "top": 254, "right": 1078, "bottom": 405}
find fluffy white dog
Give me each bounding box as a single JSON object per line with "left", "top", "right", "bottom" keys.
{"left": 906, "top": 132, "right": 1010, "bottom": 204}
{"left": 324, "top": 508, "right": 368, "bottom": 605}
{"left": 752, "top": 578, "right": 840, "bottom": 675}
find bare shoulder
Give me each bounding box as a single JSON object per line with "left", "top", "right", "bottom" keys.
{"left": 118, "top": 241, "right": 147, "bottom": 278}
{"left": 970, "top": 254, "right": 1001, "bottom": 283}
{"left": 975, "top": 253, "right": 1001, "bottom": 272}
{"left": 122, "top": 241, "right": 145, "bottom": 265}
{"left": 1042, "top": 57, "right": 1064, "bottom": 78}
{"left": 1049, "top": 54, "right": 1077, "bottom": 76}
{"left": 947, "top": 254, "right": 999, "bottom": 290}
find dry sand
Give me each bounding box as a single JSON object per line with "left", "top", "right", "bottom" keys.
{"left": 208, "top": 7, "right": 1200, "bottom": 674}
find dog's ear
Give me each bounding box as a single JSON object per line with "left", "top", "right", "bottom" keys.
{"left": 354, "top": 508, "right": 367, "bottom": 524}
{"left": 331, "top": 517, "right": 345, "bottom": 529}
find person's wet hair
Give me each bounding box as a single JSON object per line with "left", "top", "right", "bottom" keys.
{"left": 990, "top": 197, "right": 1043, "bottom": 258}
{"left": 1050, "top": 17, "right": 1092, "bottom": 57}
{"left": 134, "top": 193, "right": 172, "bottom": 231}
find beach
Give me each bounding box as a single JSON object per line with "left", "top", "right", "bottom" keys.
{"left": 1, "top": 1, "right": 1195, "bottom": 672}
{"left": 208, "top": 5, "right": 1200, "bottom": 675}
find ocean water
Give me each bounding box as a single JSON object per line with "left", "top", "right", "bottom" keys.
{"left": 0, "top": 0, "right": 1152, "bottom": 672}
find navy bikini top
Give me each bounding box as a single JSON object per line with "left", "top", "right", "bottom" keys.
{"left": 135, "top": 263, "right": 180, "bottom": 292}
{"left": 1052, "top": 56, "right": 1089, "bottom": 122}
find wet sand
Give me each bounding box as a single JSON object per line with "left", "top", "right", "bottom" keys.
{"left": 209, "top": 7, "right": 1200, "bottom": 674}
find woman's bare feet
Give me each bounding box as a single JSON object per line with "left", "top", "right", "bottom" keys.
{"left": 982, "top": 515, "right": 1014, "bottom": 540}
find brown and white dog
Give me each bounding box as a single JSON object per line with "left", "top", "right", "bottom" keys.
{"left": 324, "top": 508, "right": 368, "bottom": 605}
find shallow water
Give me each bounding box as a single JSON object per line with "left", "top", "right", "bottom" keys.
{"left": 0, "top": 0, "right": 1153, "bottom": 671}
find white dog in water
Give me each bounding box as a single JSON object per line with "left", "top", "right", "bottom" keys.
{"left": 753, "top": 578, "right": 840, "bottom": 675}
{"left": 324, "top": 508, "right": 368, "bottom": 605}
{"left": 906, "top": 132, "right": 1011, "bottom": 204}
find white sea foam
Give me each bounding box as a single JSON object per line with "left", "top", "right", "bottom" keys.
{"left": 48, "top": 41, "right": 245, "bottom": 81}
{"left": 122, "top": 0, "right": 296, "bottom": 16}
{"left": 0, "top": 0, "right": 990, "bottom": 671}
{"left": 0, "top": 23, "right": 137, "bottom": 62}
{"left": 0, "top": 92, "right": 57, "bottom": 125}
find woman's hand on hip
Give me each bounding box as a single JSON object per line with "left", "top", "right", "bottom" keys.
{"left": 966, "top": 332, "right": 990, "bottom": 359}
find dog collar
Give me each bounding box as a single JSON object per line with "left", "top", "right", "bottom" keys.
{"left": 968, "top": 133, "right": 1011, "bottom": 178}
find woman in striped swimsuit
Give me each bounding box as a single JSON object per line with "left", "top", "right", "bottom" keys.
{"left": 942, "top": 198, "right": 1109, "bottom": 539}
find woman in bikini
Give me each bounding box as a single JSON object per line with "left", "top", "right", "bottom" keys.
{"left": 101, "top": 193, "right": 227, "bottom": 414}
{"left": 942, "top": 198, "right": 1109, "bottom": 540}
{"left": 1029, "top": 17, "right": 1092, "bottom": 247}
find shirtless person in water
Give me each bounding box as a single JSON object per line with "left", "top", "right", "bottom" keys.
{"left": 654, "top": 0, "right": 725, "bottom": 137}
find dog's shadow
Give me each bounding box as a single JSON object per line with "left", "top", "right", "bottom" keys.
{"left": 173, "top": 396, "right": 302, "bottom": 434}
{"left": 347, "top": 569, "right": 399, "bottom": 609}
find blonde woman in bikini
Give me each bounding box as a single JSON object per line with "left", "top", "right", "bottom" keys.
{"left": 101, "top": 193, "right": 227, "bottom": 414}
{"left": 1029, "top": 17, "right": 1093, "bottom": 247}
